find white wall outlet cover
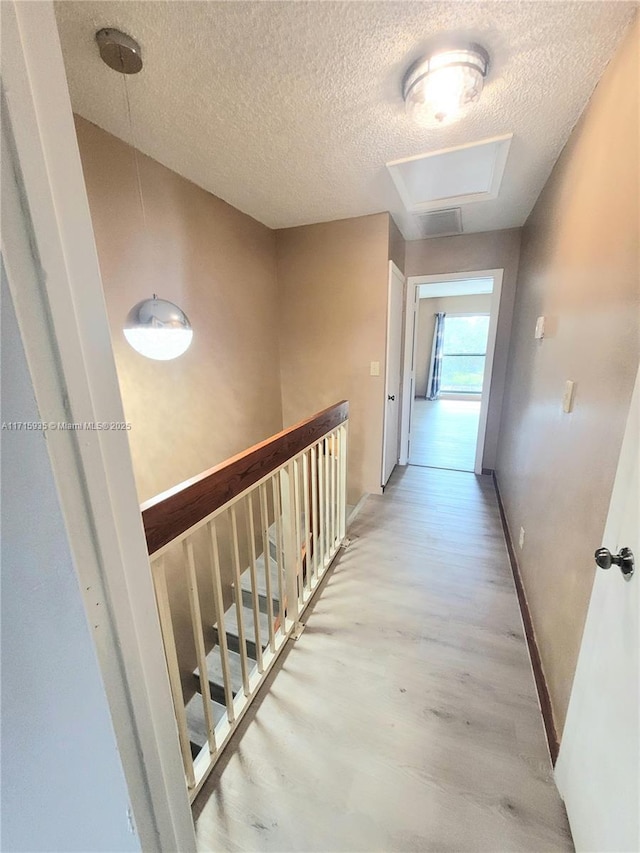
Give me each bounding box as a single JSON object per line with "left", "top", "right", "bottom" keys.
{"left": 535, "top": 316, "right": 545, "bottom": 339}
{"left": 563, "top": 380, "right": 576, "bottom": 413}
{"left": 370, "top": 361, "right": 380, "bottom": 376}
{"left": 519, "top": 527, "right": 525, "bottom": 549}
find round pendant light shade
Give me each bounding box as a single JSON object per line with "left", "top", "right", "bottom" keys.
{"left": 124, "top": 296, "right": 193, "bottom": 360}
{"left": 95, "top": 35, "right": 191, "bottom": 361}
{"left": 403, "top": 45, "right": 489, "bottom": 125}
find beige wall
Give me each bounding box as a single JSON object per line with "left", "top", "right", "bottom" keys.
{"left": 388, "top": 215, "right": 406, "bottom": 273}
{"left": 496, "top": 17, "right": 639, "bottom": 736}
{"left": 276, "top": 214, "right": 391, "bottom": 504}
{"left": 415, "top": 293, "right": 493, "bottom": 397}
{"left": 74, "top": 117, "right": 283, "bottom": 504}
{"left": 75, "top": 116, "right": 285, "bottom": 696}
{"left": 405, "top": 229, "right": 522, "bottom": 469}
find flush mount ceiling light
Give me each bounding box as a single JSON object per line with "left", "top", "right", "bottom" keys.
{"left": 403, "top": 45, "right": 489, "bottom": 126}
{"left": 124, "top": 296, "right": 193, "bottom": 360}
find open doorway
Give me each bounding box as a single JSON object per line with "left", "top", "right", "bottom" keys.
{"left": 413, "top": 309, "right": 490, "bottom": 470}
{"left": 399, "top": 270, "right": 503, "bottom": 475}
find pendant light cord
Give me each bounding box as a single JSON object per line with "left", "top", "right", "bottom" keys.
{"left": 122, "top": 72, "right": 148, "bottom": 230}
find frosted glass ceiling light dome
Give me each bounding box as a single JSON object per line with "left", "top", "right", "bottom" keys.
{"left": 124, "top": 296, "right": 193, "bottom": 360}
{"left": 403, "top": 45, "right": 489, "bottom": 125}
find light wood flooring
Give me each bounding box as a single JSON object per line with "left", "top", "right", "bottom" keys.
{"left": 194, "top": 466, "right": 573, "bottom": 852}
{"left": 410, "top": 399, "right": 481, "bottom": 472}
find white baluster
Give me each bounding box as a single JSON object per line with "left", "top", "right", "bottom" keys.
{"left": 258, "top": 482, "right": 276, "bottom": 652}
{"left": 207, "top": 520, "right": 235, "bottom": 723}
{"left": 302, "top": 450, "right": 312, "bottom": 595}
{"left": 339, "top": 422, "right": 348, "bottom": 540}
{"left": 317, "top": 439, "right": 326, "bottom": 575}
{"left": 292, "top": 457, "right": 303, "bottom": 607}
{"left": 151, "top": 557, "right": 196, "bottom": 788}
{"left": 310, "top": 443, "right": 319, "bottom": 585}
{"left": 279, "top": 463, "right": 299, "bottom": 625}
{"left": 244, "top": 494, "right": 264, "bottom": 674}
{"left": 229, "top": 507, "right": 250, "bottom": 696}
{"left": 183, "top": 539, "right": 217, "bottom": 754}
{"left": 330, "top": 432, "right": 336, "bottom": 554}
{"left": 334, "top": 431, "right": 340, "bottom": 544}
{"left": 271, "top": 476, "right": 287, "bottom": 637}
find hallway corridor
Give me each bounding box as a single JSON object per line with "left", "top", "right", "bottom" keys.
{"left": 194, "top": 467, "right": 573, "bottom": 852}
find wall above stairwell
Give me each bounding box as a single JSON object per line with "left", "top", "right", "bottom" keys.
{"left": 405, "top": 229, "right": 522, "bottom": 470}
{"left": 75, "top": 116, "right": 287, "bottom": 697}
{"left": 74, "top": 115, "right": 283, "bottom": 505}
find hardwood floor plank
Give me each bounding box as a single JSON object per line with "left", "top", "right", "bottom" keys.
{"left": 409, "top": 399, "right": 481, "bottom": 472}
{"left": 194, "top": 466, "right": 573, "bottom": 852}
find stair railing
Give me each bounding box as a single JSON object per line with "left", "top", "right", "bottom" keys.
{"left": 141, "top": 401, "right": 349, "bottom": 800}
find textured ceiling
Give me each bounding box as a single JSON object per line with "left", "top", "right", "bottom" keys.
{"left": 55, "top": 1, "right": 636, "bottom": 239}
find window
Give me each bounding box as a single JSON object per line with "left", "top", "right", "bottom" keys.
{"left": 440, "top": 314, "right": 490, "bottom": 393}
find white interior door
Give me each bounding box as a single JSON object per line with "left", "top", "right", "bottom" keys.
{"left": 399, "top": 284, "right": 419, "bottom": 466}
{"left": 382, "top": 262, "right": 405, "bottom": 487}
{"left": 555, "top": 365, "right": 639, "bottom": 852}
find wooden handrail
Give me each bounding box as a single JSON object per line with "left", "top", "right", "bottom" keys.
{"left": 141, "top": 400, "right": 349, "bottom": 555}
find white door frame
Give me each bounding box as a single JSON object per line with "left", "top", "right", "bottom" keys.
{"left": 381, "top": 261, "right": 406, "bottom": 487}
{"left": 400, "top": 268, "right": 504, "bottom": 475}
{"left": 2, "top": 4, "right": 196, "bottom": 850}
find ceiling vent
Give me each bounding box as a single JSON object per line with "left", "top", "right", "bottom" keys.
{"left": 417, "top": 208, "right": 463, "bottom": 238}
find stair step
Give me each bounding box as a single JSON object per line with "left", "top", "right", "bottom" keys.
{"left": 242, "top": 542, "right": 278, "bottom": 593}
{"left": 194, "top": 645, "right": 249, "bottom": 704}
{"left": 187, "top": 512, "right": 316, "bottom": 757}
{"left": 185, "top": 691, "right": 228, "bottom": 751}
{"left": 239, "top": 551, "right": 281, "bottom": 614}
{"left": 213, "top": 602, "right": 271, "bottom": 660}
{"left": 240, "top": 586, "right": 280, "bottom": 615}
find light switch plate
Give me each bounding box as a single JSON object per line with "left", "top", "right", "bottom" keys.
{"left": 563, "top": 380, "right": 576, "bottom": 413}
{"left": 535, "top": 316, "right": 545, "bottom": 339}
{"left": 370, "top": 361, "right": 380, "bottom": 377}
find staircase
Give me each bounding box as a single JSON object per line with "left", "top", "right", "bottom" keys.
{"left": 185, "top": 531, "right": 282, "bottom": 756}
{"left": 142, "top": 400, "right": 349, "bottom": 797}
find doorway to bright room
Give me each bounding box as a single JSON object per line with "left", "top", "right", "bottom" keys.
{"left": 400, "top": 272, "right": 502, "bottom": 474}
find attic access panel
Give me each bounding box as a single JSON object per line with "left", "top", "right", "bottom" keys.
{"left": 387, "top": 134, "right": 512, "bottom": 213}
